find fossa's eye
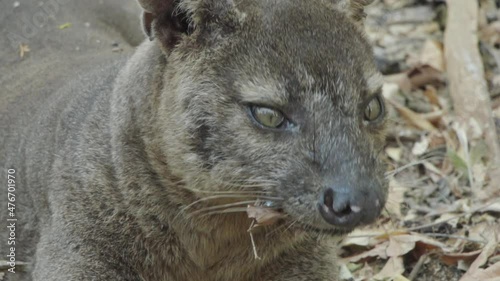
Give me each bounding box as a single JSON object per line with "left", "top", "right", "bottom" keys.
{"left": 250, "top": 106, "right": 285, "bottom": 128}
{"left": 364, "top": 95, "right": 384, "bottom": 122}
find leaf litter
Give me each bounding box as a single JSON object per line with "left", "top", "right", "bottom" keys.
{"left": 340, "top": 0, "right": 500, "bottom": 280}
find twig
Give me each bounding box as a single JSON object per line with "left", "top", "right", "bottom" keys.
{"left": 385, "top": 155, "right": 445, "bottom": 177}
{"left": 407, "top": 214, "right": 463, "bottom": 232}
{"left": 422, "top": 233, "right": 487, "bottom": 244}
{"left": 248, "top": 220, "right": 261, "bottom": 260}
{"left": 408, "top": 253, "right": 429, "bottom": 281}
{"left": 407, "top": 200, "right": 500, "bottom": 232}
{"left": 445, "top": 0, "right": 500, "bottom": 167}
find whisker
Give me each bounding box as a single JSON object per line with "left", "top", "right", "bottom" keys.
{"left": 266, "top": 215, "right": 298, "bottom": 237}
{"left": 181, "top": 194, "right": 284, "bottom": 213}
{"left": 189, "top": 200, "right": 260, "bottom": 215}
{"left": 186, "top": 187, "right": 272, "bottom": 195}
{"left": 200, "top": 208, "right": 250, "bottom": 217}
{"left": 209, "top": 178, "right": 279, "bottom": 191}
{"left": 225, "top": 179, "right": 279, "bottom": 184}
{"left": 173, "top": 195, "right": 280, "bottom": 224}
{"left": 217, "top": 181, "right": 279, "bottom": 188}
{"left": 217, "top": 177, "right": 278, "bottom": 184}
{"left": 283, "top": 218, "right": 300, "bottom": 232}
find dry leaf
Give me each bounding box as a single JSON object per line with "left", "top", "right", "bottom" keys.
{"left": 407, "top": 64, "right": 445, "bottom": 90}
{"left": 386, "top": 235, "right": 416, "bottom": 257}
{"left": 355, "top": 262, "right": 375, "bottom": 281}
{"left": 339, "top": 263, "right": 355, "bottom": 280}
{"left": 58, "top": 22, "right": 72, "bottom": 29}
{"left": 422, "top": 161, "right": 445, "bottom": 177}
{"left": 373, "top": 256, "right": 405, "bottom": 280}
{"left": 427, "top": 132, "right": 446, "bottom": 148}
{"left": 386, "top": 147, "right": 403, "bottom": 162}
{"left": 481, "top": 21, "right": 500, "bottom": 45}
{"left": 385, "top": 73, "right": 412, "bottom": 94}
{"left": 420, "top": 110, "right": 444, "bottom": 126}
{"left": 460, "top": 223, "right": 500, "bottom": 281}
{"left": 435, "top": 213, "right": 460, "bottom": 228}
{"left": 480, "top": 201, "right": 500, "bottom": 213}
{"left": 392, "top": 275, "right": 411, "bottom": 281}
{"left": 461, "top": 259, "right": 500, "bottom": 281}
{"left": 423, "top": 85, "right": 440, "bottom": 107}
{"left": 467, "top": 226, "right": 499, "bottom": 266}
{"left": 382, "top": 82, "right": 401, "bottom": 100}
{"left": 419, "top": 40, "right": 445, "bottom": 72}
{"left": 342, "top": 229, "right": 385, "bottom": 247}
{"left": 385, "top": 179, "right": 405, "bottom": 217}
{"left": 19, "top": 43, "right": 30, "bottom": 58}
{"left": 388, "top": 99, "right": 438, "bottom": 132}
{"left": 472, "top": 163, "right": 487, "bottom": 190}
{"left": 441, "top": 250, "right": 482, "bottom": 266}
{"left": 483, "top": 167, "right": 500, "bottom": 199}
{"left": 395, "top": 233, "right": 452, "bottom": 253}
{"left": 412, "top": 136, "right": 430, "bottom": 156}
{"left": 457, "top": 224, "right": 500, "bottom": 281}
{"left": 246, "top": 205, "right": 283, "bottom": 226}
{"left": 343, "top": 241, "right": 390, "bottom": 263}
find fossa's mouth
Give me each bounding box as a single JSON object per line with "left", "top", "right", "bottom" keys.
{"left": 246, "top": 201, "right": 354, "bottom": 237}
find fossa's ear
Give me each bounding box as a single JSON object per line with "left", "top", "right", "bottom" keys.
{"left": 331, "top": 0, "right": 374, "bottom": 25}
{"left": 138, "top": 0, "right": 190, "bottom": 48}
{"left": 137, "top": 0, "right": 242, "bottom": 49}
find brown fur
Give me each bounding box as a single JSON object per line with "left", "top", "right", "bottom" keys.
{"left": 0, "top": 0, "right": 386, "bottom": 280}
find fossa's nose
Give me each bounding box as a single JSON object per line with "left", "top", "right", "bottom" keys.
{"left": 318, "top": 187, "right": 364, "bottom": 227}
{"left": 318, "top": 187, "right": 381, "bottom": 227}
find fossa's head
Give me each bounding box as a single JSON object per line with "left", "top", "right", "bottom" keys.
{"left": 140, "top": 0, "right": 387, "bottom": 233}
